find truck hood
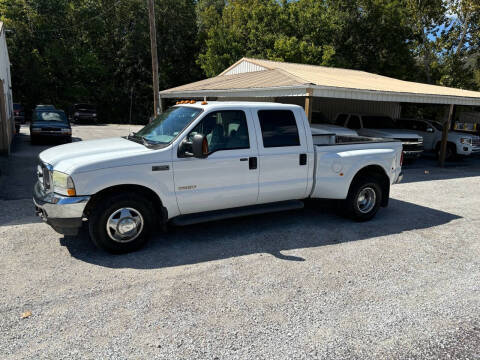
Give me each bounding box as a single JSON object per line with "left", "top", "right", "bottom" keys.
{"left": 39, "top": 137, "right": 156, "bottom": 174}
{"left": 31, "top": 120, "right": 70, "bottom": 129}
{"left": 358, "top": 129, "right": 422, "bottom": 140}
{"left": 386, "top": 128, "right": 425, "bottom": 137}
{"left": 446, "top": 131, "right": 478, "bottom": 141}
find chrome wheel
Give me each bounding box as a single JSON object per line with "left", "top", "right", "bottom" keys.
{"left": 106, "top": 207, "right": 144, "bottom": 243}
{"left": 356, "top": 187, "right": 376, "bottom": 214}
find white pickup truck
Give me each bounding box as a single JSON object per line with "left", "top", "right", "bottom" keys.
{"left": 335, "top": 113, "right": 425, "bottom": 160}
{"left": 396, "top": 118, "right": 480, "bottom": 160}
{"left": 33, "top": 102, "right": 403, "bottom": 253}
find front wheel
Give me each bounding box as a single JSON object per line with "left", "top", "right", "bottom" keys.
{"left": 88, "top": 194, "right": 155, "bottom": 253}
{"left": 436, "top": 143, "right": 456, "bottom": 161}
{"left": 344, "top": 176, "right": 382, "bottom": 221}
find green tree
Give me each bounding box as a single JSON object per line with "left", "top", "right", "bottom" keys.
{"left": 436, "top": 0, "right": 480, "bottom": 90}
{"left": 0, "top": 0, "right": 202, "bottom": 124}
{"left": 197, "top": 0, "right": 423, "bottom": 80}
{"left": 405, "top": 0, "right": 446, "bottom": 84}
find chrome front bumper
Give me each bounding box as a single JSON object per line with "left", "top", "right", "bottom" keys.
{"left": 33, "top": 181, "right": 90, "bottom": 235}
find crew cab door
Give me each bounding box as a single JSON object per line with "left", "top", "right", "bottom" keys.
{"left": 173, "top": 109, "right": 259, "bottom": 214}
{"left": 253, "top": 109, "right": 309, "bottom": 203}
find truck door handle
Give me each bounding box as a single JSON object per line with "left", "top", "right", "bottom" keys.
{"left": 299, "top": 153, "right": 307, "bottom": 165}
{"left": 249, "top": 157, "right": 257, "bottom": 170}
{"left": 240, "top": 158, "right": 248, "bottom": 161}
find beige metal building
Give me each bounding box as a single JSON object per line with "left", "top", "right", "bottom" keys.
{"left": 0, "top": 21, "right": 13, "bottom": 155}
{"left": 160, "top": 57, "right": 480, "bottom": 165}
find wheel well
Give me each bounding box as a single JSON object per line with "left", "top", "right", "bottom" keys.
{"left": 435, "top": 141, "right": 456, "bottom": 151}
{"left": 351, "top": 165, "right": 390, "bottom": 207}
{"left": 84, "top": 184, "right": 167, "bottom": 221}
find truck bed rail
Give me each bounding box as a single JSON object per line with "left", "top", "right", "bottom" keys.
{"left": 312, "top": 133, "right": 398, "bottom": 146}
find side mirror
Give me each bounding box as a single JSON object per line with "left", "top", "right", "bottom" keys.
{"left": 191, "top": 134, "right": 209, "bottom": 158}
{"left": 426, "top": 127, "right": 434, "bottom": 133}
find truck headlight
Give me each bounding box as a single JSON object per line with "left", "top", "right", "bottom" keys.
{"left": 52, "top": 171, "right": 76, "bottom": 196}
{"left": 460, "top": 137, "right": 472, "bottom": 145}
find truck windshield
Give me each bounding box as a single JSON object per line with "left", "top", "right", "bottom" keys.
{"left": 35, "top": 111, "right": 67, "bottom": 122}
{"left": 135, "top": 106, "right": 202, "bottom": 145}
{"left": 431, "top": 121, "right": 443, "bottom": 131}
{"left": 362, "top": 116, "right": 396, "bottom": 129}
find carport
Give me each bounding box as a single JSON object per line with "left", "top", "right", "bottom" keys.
{"left": 160, "top": 58, "right": 480, "bottom": 166}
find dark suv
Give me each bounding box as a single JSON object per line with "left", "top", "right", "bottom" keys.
{"left": 71, "top": 103, "right": 97, "bottom": 124}
{"left": 30, "top": 109, "right": 72, "bottom": 144}
{"left": 13, "top": 103, "right": 25, "bottom": 133}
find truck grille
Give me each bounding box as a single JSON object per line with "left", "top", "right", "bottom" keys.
{"left": 37, "top": 163, "right": 52, "bottom": 191}
{"left": 402, "top": 143, "right": 424, "bottom": 152}
{"left": 395, "top": 138, "right": 424, "bottom": 152}
{"left": 397, "top": 138, "right": 423, "bottom": 143}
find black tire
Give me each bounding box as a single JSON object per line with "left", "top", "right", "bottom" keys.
{"left": 344, "top": 176, "right": 382, "bottom": 221}
{"left": 436, "top": 143, "right": 456, "bottom": 161}
{"left": 88, "top": 193, "right": 155, "bottom": 254}
{"left": 63, "top": 136, "right": 72, "bottom": 144}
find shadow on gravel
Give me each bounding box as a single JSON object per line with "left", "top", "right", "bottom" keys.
{"left": 60, "top": 198, "right": 461, "bottom": 269}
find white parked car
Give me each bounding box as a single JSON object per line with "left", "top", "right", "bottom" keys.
{"left": 335, "top": 113, "right": 424, "bottom": 160}
{"left": 396, "top": 118, "right": 480, "bottom": 160}
{"left": 33, "top": 102, "right": 403, "bottom": 253}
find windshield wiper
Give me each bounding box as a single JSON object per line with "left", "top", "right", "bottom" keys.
{"left": 126, "top": 132, "right": 143, "bottom": 144}
{"left": 127, "top": 132, "right": 156, "bottom": 147}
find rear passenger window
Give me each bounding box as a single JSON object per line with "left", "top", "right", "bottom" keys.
{"left": 335, "top": 114, "right": 349, "bottom": 126}
{"left": 258, "top": 110, "right": 300, "bottom": 148}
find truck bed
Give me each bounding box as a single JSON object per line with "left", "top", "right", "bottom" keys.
{"left": 310, "top": 134, "right": 403, "bottom": 200}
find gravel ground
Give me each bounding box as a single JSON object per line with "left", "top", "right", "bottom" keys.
{"left": 0, "top": 124, "right": 479, "bottom": 359}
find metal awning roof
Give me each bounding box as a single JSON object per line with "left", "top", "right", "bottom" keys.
{"left": 160, "top": 58, "right": 480, "bottom": 106}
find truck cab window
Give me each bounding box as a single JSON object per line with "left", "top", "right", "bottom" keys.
{"left": 258, "top": 110, "right": 300, "bottom": 147}
{"left": 347, "top": 115, "right": 361, "bottom": 129}
{"left": 188, "top": 110, "right": 249, "bottom": 153}
{"left": 414, "top": 121, "right": 428, "bottom": 132}
{"left": 335, "top": 114, "right": 349, "bottom": 126}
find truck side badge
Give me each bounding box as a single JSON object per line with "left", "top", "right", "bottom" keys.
{"left": 152, "top": 165, "right": 169, "bottom": 171}
{"left": 178, "top": 185, "right": 197, "bottom": 191}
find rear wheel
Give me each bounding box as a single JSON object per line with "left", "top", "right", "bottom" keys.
{"left": 88, "top": 194, "right": 155, "bottom": 253}
{"left": 344, "top": 176, "right": 382, "bottom": 221}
